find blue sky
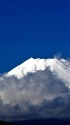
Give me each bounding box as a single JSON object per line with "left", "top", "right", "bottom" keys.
{"left": 0, "top": 0, "right": 70, "bottom": 73}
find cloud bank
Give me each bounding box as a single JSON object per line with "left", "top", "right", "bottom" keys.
{"left": 0, "top": 68, "right": 70, "bottom": 121}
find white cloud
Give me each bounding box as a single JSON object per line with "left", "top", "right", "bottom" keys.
{"left": 0, "top": 68, "right": 70, "bottom": 121}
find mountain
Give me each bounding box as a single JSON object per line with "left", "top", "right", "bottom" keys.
{"left": 6, "top": 57, "right": 70, "bottom": 88}
{"left": 0, "top": 57, "right": 70, "bottom": 121}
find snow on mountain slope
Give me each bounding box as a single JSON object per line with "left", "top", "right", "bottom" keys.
{"left": 0, "top": 57, "right": 70, "bottom": 120}
{"left": 6, "top": 58, "right": 70, "bottom": 87}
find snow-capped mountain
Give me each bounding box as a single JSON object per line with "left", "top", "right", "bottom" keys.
{"left": 6, "top": 57, "right": 70, "bottom": 87}
{"left": 0, "top": 58, "right": 70, "bottom": 120}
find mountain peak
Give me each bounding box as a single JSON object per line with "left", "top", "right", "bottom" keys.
{"left": 5, "top": 58, "right": 57, "bottom": 78}
{"left": 5, "top": 58, "right": 70, "bottom": 88}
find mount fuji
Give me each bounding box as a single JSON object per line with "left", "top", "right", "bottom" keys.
{"left": 6, "top": 57, "right": 70, "bottom": 88}
{"left": 0, "top": 57, "right": 70, "bottom": 121}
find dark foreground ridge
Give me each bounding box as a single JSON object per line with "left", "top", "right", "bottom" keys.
{"left": 1, "top": 119, "right": 70, "bottom": 125}
{"left": 12, "top": 119, "right": 70, "bottom": 125}
{"left": 0, "top": 120, "right": 12, "bottom": 125}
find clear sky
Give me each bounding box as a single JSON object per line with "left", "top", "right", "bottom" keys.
{"left": 0, "top": 0, "right": 70, "bottom": 73}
